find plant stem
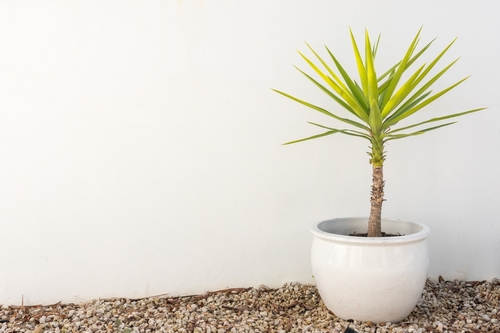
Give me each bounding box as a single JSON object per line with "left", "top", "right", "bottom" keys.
{"left": 368, "top": 165, "right": 384, "bottom": 237}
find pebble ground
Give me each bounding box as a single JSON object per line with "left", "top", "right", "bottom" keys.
{"left": 1, "top": 278, "right": 499, "bottom": 333}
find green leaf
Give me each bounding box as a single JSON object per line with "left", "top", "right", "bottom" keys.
{"left": 380, "top": 27, "right": 422, "bottom": 110}
{"left": 283, "top": 123, "right": 371, "bottom": 145}
{"left": 383, "top": 91, "right": 432, "bottom": 126}
{"left": 378, "top": 38, "right": 434, "bottom": 83}
{"left": 385, "top": 76, "right": 469, "bottom": 126}
{"left": 349, "top": 28, "right": 368, "bottom": 100}
{"left": 372, "top": 33, "right": 381, "bottom": 58}
{"left": 410, "top": 38, "right": 457, "bottom": 91}
{"left": 386, "top": 122, "right": 456, "bottom": 141}
{"left": 390, "top": 107, "right": 487, "bottom": 134}
{"left": 271, "top": 89, "right": 369, "bottom": 130}
{"left": 298, "top": 51, "right": 368, "bottom": 121}
{"left": 389, "top": 59, "right": 459, "bottom": 122}
{"left": 369, "top": 99, "right": 382, "bottom": 136}
{"left": 293, "top": 67, "right": 354, "bottom": 114}
{"left": 305, "top": 43, "right": 350, "bottom": 98}
{"left": 365, "top": 30, "right": 379, "bottom": 105}
{"left": 308, "top": 122, "right": 371, "bottom": 140}
{"left": 325, "top": 46, "right": 369, "bottom": 110}
{"left": 380, "top": 63, "right": 425, "bottom": 118}
{"left": 283, "top": 130, "right": 340, "bottom": 145}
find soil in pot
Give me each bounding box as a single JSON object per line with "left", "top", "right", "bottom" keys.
{"left": 349, "top": 231, "right": 404, "bottom": 237}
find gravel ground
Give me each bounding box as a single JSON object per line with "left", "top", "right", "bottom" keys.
{"left": 1, "top": 278, "right": 499, "bottom": 333}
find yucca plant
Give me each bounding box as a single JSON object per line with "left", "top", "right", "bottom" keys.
{"left": 274, "top": 28, "right": 485, "bottom": 237}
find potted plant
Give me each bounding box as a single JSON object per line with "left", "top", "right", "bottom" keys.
{"left": 273, "top": 28, "right": 485, "bottom": 323}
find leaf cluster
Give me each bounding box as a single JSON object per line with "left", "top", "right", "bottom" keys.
{"left": 273, "top": 28, "right": 485, "bottom": 166}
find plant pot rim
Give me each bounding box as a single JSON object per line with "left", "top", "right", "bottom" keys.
{"left": 310, "top": 217, "right": 430, "bottom": 245}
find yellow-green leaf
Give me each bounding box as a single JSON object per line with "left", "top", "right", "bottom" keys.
{"left": 350, "top": 28, "right": 368, "bottom": 99}
{"left": 365, "top": 30, "right": 379, "bottom": 105}
{"left": 369, "top": 99, "right": 382, "bottom": 136}
{"left": 380, "top": 27, "right": 422, "bottom": 110}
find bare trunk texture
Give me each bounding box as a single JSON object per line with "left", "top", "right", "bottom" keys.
{"left": 368, "top": 165, "right": 384, "bottom": 237}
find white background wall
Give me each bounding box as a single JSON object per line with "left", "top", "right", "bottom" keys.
{"left": 1, "top": 0, "right": 499, "bottom": 305}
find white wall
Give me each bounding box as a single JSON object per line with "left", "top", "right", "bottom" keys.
{"left": 0, "top": 0, "right": 499, "bottom": 305}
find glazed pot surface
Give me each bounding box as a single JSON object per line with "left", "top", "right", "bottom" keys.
{"left": 311, "top": 217, "right": 430, "bottom": 323}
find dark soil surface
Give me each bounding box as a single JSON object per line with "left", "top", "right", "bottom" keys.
{"left": 349, "top": 231, "right": 403, "bottom": 237}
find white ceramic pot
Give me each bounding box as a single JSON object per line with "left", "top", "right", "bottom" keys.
{"left": 310, "top": 217, "right": 430, "bottom": 323}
